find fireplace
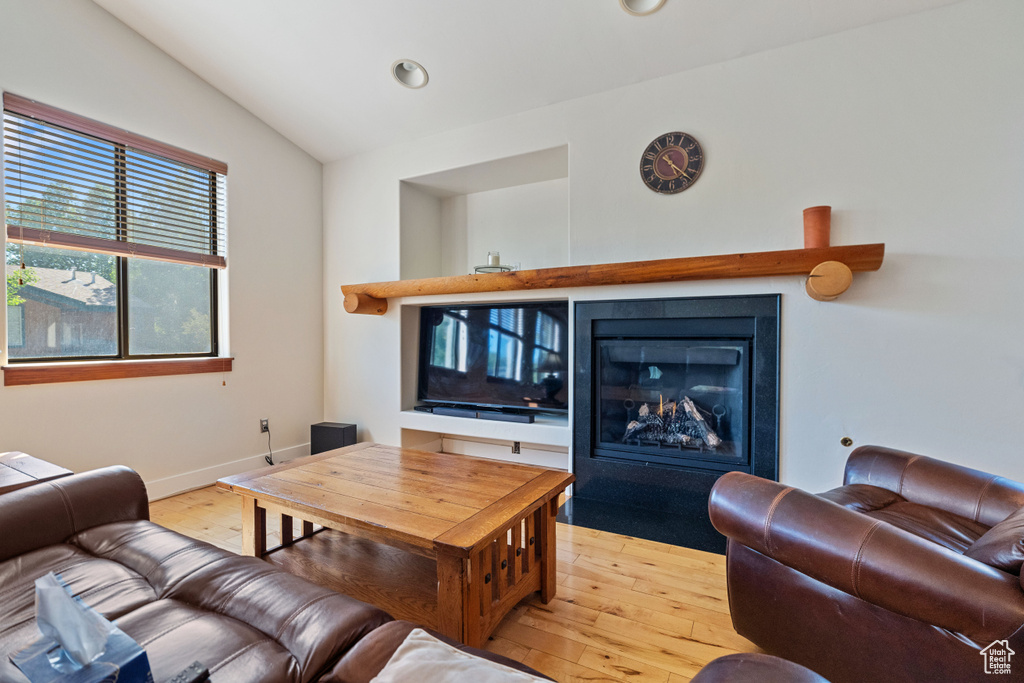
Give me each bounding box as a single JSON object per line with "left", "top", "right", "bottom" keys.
{"left": 565, "top": 295, "right": 779, "bottom": 552}
{"left": 596, "top": 336, "right": 749, "bottom": 467}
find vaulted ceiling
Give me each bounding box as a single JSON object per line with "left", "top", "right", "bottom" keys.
{"left": 91, "top": 0, "right": 963, "bottom": 163}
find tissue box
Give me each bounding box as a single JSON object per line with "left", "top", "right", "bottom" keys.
{"left": 10, "top": 627, "right": 154, "bottom": 683}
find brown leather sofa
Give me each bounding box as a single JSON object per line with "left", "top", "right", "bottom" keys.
{"left": 708, "top": 445, "right": 1024, "bottom": 683}
{"left": 0, "top": 466, "right": 546, "bottom": 682}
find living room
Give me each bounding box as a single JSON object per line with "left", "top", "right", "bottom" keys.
{"left": 1, "top": 0, "right": 1023, "bottom": 681}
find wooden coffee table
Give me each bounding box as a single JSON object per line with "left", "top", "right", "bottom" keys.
{"left": 217, "top": 443, "right": 574, "bottom": 647}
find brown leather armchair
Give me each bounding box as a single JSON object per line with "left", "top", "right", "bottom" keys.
{"left": 709, "top": 446, "right": 1024, "bottom": 683}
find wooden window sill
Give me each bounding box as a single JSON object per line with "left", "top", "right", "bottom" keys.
{"left": 2, "top": 357, "right": 233, "bottom": 386}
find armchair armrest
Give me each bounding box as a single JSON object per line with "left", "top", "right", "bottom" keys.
{"left": 0, "top": 465, "right": 149, "bottom": 563}
{"left": 845, "top": 445, "right": 1024, "bottom": 526}
{"left": 709, "top": 471, "right": 1024, "bottom": 642}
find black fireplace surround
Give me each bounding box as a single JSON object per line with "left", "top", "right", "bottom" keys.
{"left": 565, "top": 294, "right": 779, "bottom": 552}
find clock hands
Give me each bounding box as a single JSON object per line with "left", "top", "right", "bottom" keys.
{"left": 663, "top": 155, "right": 691, "bottom": 180}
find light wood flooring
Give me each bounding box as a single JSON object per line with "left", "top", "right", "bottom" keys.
{"left": 150, "top": 486, "right": 757, "bottom": 683}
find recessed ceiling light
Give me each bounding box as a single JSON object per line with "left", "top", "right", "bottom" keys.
{"left": 620, "top": 0, "right": 666, "bottom": 16}
{"left": 391, "top": 59, "right": 429, "bottom": 89}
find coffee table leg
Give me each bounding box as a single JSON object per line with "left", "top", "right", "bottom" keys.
{"left": 436, "top": 553, "right": 471, "bottom": 645}
{"left": 280, "top": 514, "right": 294, "bottom": 545}
{"left": 241, "top": 496, "right": 267, "bottom": 557}
{"left": 540, "top": 498, "right": 558, "bottom": 603}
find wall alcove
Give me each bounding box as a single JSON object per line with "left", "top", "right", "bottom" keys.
{"left": 394, "top": 146, "right": 572, "bottom": 466}
{"left": 399, "top": 145, "right": 569, "bottom": 281}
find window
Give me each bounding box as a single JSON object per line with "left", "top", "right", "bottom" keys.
{"left": 531, "top": 311, "right": 563, "bottom": 383}
{"left": 6, "top": 304, "right": 23, "bottom": 347}
{"left": 487, "top": 307, "right": 524, "bottom": 381}
{"left": 3, "top": 94, "right": 226, "bottom": 363}
{"left": 429, "top": 309, "right": 469, "bottom": 372}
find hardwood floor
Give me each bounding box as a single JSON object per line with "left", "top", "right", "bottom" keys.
{"left": 150, "top": 486, "right": 758, "bottom": 682}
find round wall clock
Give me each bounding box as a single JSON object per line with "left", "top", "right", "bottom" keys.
{"left": 640, "top": 132, "right": 704, "bottom": 194}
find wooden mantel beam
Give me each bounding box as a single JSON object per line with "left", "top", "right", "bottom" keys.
{"left": 340, "top": 243, "right": 884, "bottom": 315}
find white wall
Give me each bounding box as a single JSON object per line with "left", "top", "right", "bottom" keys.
{"left": 399, "top": 183, "right": 442, "bottom": 280}
{"left": 324, "top": 0, "right": 1024, "bottom": 491}
{"left": 460, "top": 178, "right": 568, "bottom": 275}
{"left": 0, "top": 0, "right": 324, "bottom": 498}
{"left": 439, "top": 196, "right": 468, "bottom": 277}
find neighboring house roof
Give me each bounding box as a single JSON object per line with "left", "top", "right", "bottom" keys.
{"left": 6, "top": 264, "right": 116, "bottom": 309}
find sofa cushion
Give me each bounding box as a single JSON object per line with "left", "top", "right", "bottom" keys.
{"left": 818, "top": 484, "right": 904, "bottom": 513}
{"left": 862, "top": 501, "right": 988, "bottom": 553}
{"left": 163, "top": 551, "right": 388, "bottom": 680}
{"left": 0, "top": 544, "right": 156, "bottom": 649}
{"left": 70, "top": 520, "right": 391, "bottom": 683}
{"left": 117, "top": 599, "right": 303, "bottom": 683}
{"left": 819, "top": 485, "right": 988, "bottom": 553}
{"left": 963, "top": 506, "right": 1024, "bottom": 574}
{"left": 71, "top": 519, "right": 230, "bottom": 596}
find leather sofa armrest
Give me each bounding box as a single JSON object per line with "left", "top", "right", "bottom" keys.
{"left": 844, "top": 445, "right": 1024, "bottom": 526}
{"left": 0, "top": 466, "right": 149, "bottom": 563}
{"left": 709, "top": 471, "right": 1024, "bottom": 642}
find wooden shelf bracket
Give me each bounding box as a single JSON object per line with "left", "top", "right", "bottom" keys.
{"left": 344, "top": 292, "right": 388, "bottom": 315}
{"left": 340, "top": 243, "right": 884, "bottom": 314}
{"left": 806, "top": 260, "right": 854, "bottom": 301}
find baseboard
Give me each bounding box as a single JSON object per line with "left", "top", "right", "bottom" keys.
{"left": 146, "top": 442, "right": 310, "bottom": 501}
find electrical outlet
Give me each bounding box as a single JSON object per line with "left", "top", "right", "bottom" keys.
{"left": 512, "top": 441, "right": 521, "bottom": 454}
{"left": 260, "top": 419, "right": 269, "bottom": 433}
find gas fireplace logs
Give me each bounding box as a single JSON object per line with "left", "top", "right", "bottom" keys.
{"left": 681, "top": 396, "right": 723, "bottom": 448}
{"left": 622, "top": 397, "right": 723, "bottom": 449}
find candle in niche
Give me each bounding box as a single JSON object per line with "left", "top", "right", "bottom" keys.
{"left": 488, "top": 251, "right": 500, "bottom": 266}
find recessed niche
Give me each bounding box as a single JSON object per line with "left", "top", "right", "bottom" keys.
{"left": 399, "top": 146, "right": 569, "bottom": 280}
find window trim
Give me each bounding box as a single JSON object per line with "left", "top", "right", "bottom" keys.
{"left": 2, "top": 357, "right": 232, "bottom": 386}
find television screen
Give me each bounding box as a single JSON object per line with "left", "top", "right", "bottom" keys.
{"left": 418, "top": 301, "right": 569, "bottom": 413}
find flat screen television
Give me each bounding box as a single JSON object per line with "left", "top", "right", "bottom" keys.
{"left": 418, "top": 301, "right": 569, "bottom": 414}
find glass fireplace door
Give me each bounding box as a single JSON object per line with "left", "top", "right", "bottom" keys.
{"left": 594, "top": 338, "right": 749, "bottom": 470}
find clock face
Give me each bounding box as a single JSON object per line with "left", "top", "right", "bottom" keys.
{"left": 640, "top": 132, "right": 704, "bottom": 194}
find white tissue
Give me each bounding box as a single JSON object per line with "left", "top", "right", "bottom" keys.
{"left": 34, "top": 572, "right": 112, "bottom": 668}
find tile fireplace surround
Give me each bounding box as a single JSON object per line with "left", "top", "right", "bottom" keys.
{"left": 565, "top": 294, "right": 780, "bottom": 553}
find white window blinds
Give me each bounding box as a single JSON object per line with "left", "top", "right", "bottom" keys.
{"left": 3, "top": 93, "right": 226, "bottom": 268}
